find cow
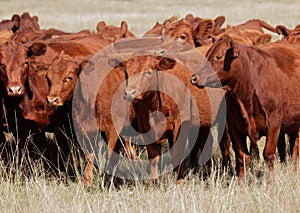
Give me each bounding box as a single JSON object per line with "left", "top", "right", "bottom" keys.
{"left": 191, "top": 35, "right": 300, "bottom": 180}
{"left": 9, "top": 12, "right": 68, "bottom": 43}
{"left": 96, "top": 21, "right": 135, "bottom": 42}
{"left": 276, "top": 24, "right": 300, "bottom": 45}
{"left": 157, "top": 18, "right": 232, "bottom": 170}
{"left": 115, "top": 53, "right": 225, "bottom": 184}
{"left": 0, "top": 14, "right": 20, "bottom": 32}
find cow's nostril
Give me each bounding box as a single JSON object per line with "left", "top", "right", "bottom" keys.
{"left": 190, "top": 75, "right": 198, "bottom": 85}
{"left": 17, "top": 86, "right": 22, "bottom": 92}
{"left": 131, "top": 89, "right": 137, "bottom": 95}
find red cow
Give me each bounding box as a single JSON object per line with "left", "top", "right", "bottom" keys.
{"left": 191, "top": 35, "right": 300, "bottom": 180}
{"left": 115, "top": 54, "right": 225, "bottom": 184}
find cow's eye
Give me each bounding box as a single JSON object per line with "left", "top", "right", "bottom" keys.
{"left": 216, "top": 55, "right": 222, "bottom": 60}
{"left": 144, "top": 71, "right": 152, "bottom": 76}
{"left": 63, "top": 76, "right": 73, "bottom": 83}
{"left": 180, "top": 34, "right": 187, "bottom": 40}
{"left": 24, "top": 61, "right": 29, "bottom": 69}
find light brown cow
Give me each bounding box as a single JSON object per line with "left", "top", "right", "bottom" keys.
{"left": 116, "top": 53, "right": 225, "bottom": 184}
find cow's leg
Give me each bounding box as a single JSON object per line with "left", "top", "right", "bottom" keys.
{"left": 171, "top": 121, "right": 190, "bottom": 185}
{"left": 228, "top": 126, "right": 249, "bottom": 182}
{"left": 290, "top": 129, "right": 299, "bottom": 172}
{"left": 146, "top": 143, "right": 161, "bottom": 185}
{"left": 277, "top": 132, "right": 286, "bottom": 163}
{"left": 218, "top": 123, "right": 233, "bottom": 173}
{"left": 105, "top": 129, "right": 120, "bottom": 174}
{"left": 123, "top": 137, "right": 137, "bottom": 160}
{"left": 263, "top": 126, "right": 281, "bottom": 173}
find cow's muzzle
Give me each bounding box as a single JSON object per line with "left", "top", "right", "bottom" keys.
{"left": 190, "top": 74, "right": 204, "bottom": 89}
{"left": 123, "top": 89, "right": 142, "bottom": 101}
{"left": 7, "top": 85, "right": 24, "bottom": 96}
{"left": 46, "top": 96, "right": 63, "bottom": 107}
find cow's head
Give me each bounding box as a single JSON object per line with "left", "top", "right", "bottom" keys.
{"left": 276, "top": 25, "right": 300, "bottom": 46}
{"left": 97, "top": 21, "right": 135, "bottom": 42}
{"left": 46, "top": 52, "right": 92, "bottom": 107}
{"left": 191, "top": 35, "right": 239, "bottom": 89}
{"left": 0, "top": 41, "right": 30, "bottom": 97}
{"left": 161, "top": 20, "right": 195, "bottom": 51}
{"left": 110, "top": 55, "right": 176, "bottom": 102}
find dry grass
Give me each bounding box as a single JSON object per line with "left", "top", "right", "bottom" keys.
{"left": 0, "top": 0, "right": 300, "bottom": 212}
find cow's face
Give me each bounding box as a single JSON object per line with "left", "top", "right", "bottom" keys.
{"left": 97, "top": 21, "right": 134, "bottom": 42}
{"left": 46, "top": 54, "right": 90, "bottom": 107}
{"left": 0, "top": 41, "right": 29, "bottom": 97}
{"left": 122, "top": 55, "right": 176, "bottom": 102}
{"left": 161, "top": 20, "right": 195, "bottom": 50}
{"left": 191, "top": 35, "right": 239, "bottom": 88}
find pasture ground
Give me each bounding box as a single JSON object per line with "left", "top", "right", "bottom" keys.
{"left": 0, "top": 0, "right": 300, "bottom": 212}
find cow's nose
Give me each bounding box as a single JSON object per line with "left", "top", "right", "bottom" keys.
{"left": 124, "top": 89, "right": 137, "bottom": 100}
{"left": 190, "top": 74, "right": 204, "bottom": 88}
{"left": 7, "top": 86, "right": 23, "bottom": 96}
{"left": 46, "top": 96, "right": 61, "bottom": 106}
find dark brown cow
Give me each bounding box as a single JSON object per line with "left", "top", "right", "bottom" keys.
{"left": 191, "top": 35, "right": 300, "bottom": 180}
{"left": 276, "top": 24, "right": 300, "bottom": 45}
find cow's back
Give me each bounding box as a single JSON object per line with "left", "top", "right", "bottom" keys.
{"left": 262, "top": 41, "right": 300, "bottom": 132}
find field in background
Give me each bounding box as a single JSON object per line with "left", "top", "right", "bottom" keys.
{"left": 1, "top": 0, "right": 300, "bottom": 35}
{"left": 1, "top": 0, "right": 300, "bottom": 212}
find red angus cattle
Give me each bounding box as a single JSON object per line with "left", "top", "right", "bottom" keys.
{"left": 117, "top": 54, "right": 225, "bottom": 184}
{"left": 96, "top": 21, "right": 135, "bottom": 42}
{"left": 191, "top": 35, "right": 300, "bottom": 180}
{"left": 0, "top": 41, "right": 28, "bottom": 97}
{"left": 10, "top": 12, "right": 67, "bottom": 43}
{"left": 0, "top": 14, "right": 20, "bottom": 32}
{"left": 157, "top": 19, "right": 232, "bottom": 170}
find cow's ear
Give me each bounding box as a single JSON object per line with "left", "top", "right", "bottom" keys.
{"left": 224, "top": 39, "right": 239, "bottom": 71}
{"left": 275, "top": 25, "right": 290, "bottom": 36}
{"left": 79, "top": 60, "right": 94, "bottom": 75}
{"left": 157, "top": 57, "right": 176, "bottom": 70}
{"left": 120, "top": 21, "right": 128, "bottom": 37}
{"left": 214, "top": 16, "right": 225, "bottom": 28}
{"left": 27, "top": 42, "right": 47, "bottom": 57}
{"left": 96, "top": 21, "right": 106, "bottom": 33}
{"left": 195, "top": 19, "right": 214, "bottom": 39}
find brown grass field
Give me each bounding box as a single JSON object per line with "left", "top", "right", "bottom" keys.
{"left": 0, "top": 0, "right": 300, "bottom": 212}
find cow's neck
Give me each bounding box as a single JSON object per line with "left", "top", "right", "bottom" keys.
{"left": 132, "top": 92, "right": 159, "bottom": 133}
{"left": 227, "top": 47, "right": 263, "bottom": 141}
